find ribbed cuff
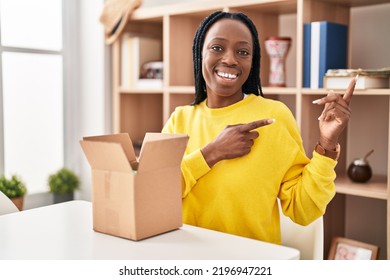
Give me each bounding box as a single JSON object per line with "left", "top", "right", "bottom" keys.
{"left": 183, "top": 148, "right": 211, "bottom": 180}
{"left": 312, "top": 150, "right": 338, "bottom": 177}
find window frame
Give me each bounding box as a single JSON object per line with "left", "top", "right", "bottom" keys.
{"left": 0, "top": 0, "right": 79, "bottom": 196}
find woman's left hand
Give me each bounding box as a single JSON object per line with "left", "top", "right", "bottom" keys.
{"left": 312, "top": 76, "right": 356, "bottom": 150}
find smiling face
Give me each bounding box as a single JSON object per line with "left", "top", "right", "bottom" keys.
{"left": 202, "top": 18, "right": 253, "bottom": 108}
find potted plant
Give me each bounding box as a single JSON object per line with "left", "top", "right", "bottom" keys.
{"left": 48, "top": 167, "right": 80, "bottom": 204}
{"left": 0, "top": 174, "right": 27, "bottom": 211}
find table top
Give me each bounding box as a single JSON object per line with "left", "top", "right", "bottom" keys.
{"left": 0, "top": 200, "right": 299, "bottom": 260}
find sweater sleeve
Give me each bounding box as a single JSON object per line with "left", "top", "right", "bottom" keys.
{"left": 180, "top": 149, "right": 211, "bottom": 197}
{"left": 279, "top": 149, "right": 337, "bottom": 226}
{"left": 274, "top": 102, "right": 337, "bottom": 226}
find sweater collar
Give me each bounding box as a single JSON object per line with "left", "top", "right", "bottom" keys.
{"left": 200, "top": 94, "right": 258, "bottom": 117}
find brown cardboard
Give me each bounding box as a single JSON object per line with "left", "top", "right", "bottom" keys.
{"left": 80, "top": 132, "right": 188, "bottom": 241}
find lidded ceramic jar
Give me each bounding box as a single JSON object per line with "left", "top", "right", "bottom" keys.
{"left": 347, "top": 150, "right": 374, "bottom": 183}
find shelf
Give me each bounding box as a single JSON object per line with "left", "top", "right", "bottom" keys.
{"left": 301, "top": 88, "right": 390, "bottom": 96}
{"left": 120, "top": 87, "right": 163, "bottom": 94}
{"left": 169, "top": 86, "right": 195, "bottom": 94}
{"left": 131, "top": 0, "right": 390, "bottom": 21}
{"left": 263, "top": 87, "right": 297, "bottom": 95}
{"left": 119, "top": 87, "right": 390, "bottom": 95}
{"left": 349, "top": 89, "right": 390, "bottom": 96}
{"left": 323, "top": 0, "right": 390, "bottom": 7}
{"left": 335, "top": 174, "right": 388, "bottom": 200}
{"left": 132, "top": 0, "right": 297, "bottom": 20}
{"left": 168, "top": 86, "right": 299, "bottom": 95}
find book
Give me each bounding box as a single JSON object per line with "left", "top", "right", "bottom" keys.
{"left": 303, "top": 21, "right": 348, "bottom": 89}
{"left": 324, "top": 74, "right": 389, "bottom": 90}
{"left": 121, "top": 35, "right": 162, "bottom": 88}
{"left": 303, "top": 23, "right": 311, "bottom": 88}
{"left": 326, "top": 68, "right": 390, "bottom": 77}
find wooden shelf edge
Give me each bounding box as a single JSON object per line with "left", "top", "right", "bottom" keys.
{"left": 302, "top": 88, "right": 390, "bottom": 96}
{"left": 335, "top": 174, "right": 388, "bottom": 200}
{"left": 118, "top": 87, "right": 390, "bottom": 95}
{"left": 263, "top": 87, "right": 297, "bottom": 95}
{"left": 119, "top": 87, "right": 164, "bottom": 94}
{"left": 168, "top": 86, "right": 299, "bottom": 95}
{"left": 130, "top": 0, "right": 390, "bottom": 21}
{"left": 169, "top": 86, "right": 195, "bottom": 94}
{"left": 131, "top": 0, "right": 296, "bottom": 19}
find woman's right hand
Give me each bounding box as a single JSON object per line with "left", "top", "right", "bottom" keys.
{"left": 201, "top": 119, "right": 275, "bottom": 167}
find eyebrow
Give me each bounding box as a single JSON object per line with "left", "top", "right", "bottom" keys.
{"left": 207, "top": 37, "right": 251, "bottom": 45}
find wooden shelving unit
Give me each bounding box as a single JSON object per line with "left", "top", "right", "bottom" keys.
{"left": 109, "top": 0, "right": 390, "bottom": 259}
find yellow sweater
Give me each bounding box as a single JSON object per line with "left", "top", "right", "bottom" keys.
{"left": 162, "top": 94, "right": 336, "bottom": 244}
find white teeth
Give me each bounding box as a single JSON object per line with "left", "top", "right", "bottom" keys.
{"left": 217, "top": 72, "right": 238, "bottom": 79}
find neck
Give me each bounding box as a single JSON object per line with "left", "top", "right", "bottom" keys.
{"left": 206, "top": 92, "right": 244, "bottom": 108}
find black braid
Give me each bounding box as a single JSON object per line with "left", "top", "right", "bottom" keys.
{"left": 192, "top": 11, "right": 263, "bottom": 105}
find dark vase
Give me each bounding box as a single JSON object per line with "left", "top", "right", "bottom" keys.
{"left": 347, "top": 159, "right": 372, "bottom": 183}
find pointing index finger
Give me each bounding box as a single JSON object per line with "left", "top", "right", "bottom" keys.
{"left": 240, "top": 118, "right": 275, "bottom": 132}
{"left": 343, "top": 74, "right": 358, "bottom": 104}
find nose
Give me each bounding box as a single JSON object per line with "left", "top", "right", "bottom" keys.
{"left": 222, "top": 49, "right": 238, "bottom": 66}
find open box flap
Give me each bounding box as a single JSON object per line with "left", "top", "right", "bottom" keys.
{"left": 83, "top": 133, "right": 137, "bottom": 164}
{"left": 138, "top": 133, "right": 188, "bottom": 173}
{"left": 80, "top": 140, "right": 132, "bottom": 173}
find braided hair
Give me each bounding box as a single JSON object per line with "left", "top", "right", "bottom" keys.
{"left": 192, "top": 11, "right": 263, "bottom": 105}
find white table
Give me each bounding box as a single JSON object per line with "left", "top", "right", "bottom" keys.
{"left": 0, "top": 200, "right": 299, "bottom": 260}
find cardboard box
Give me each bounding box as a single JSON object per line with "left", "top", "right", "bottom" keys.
{"left": 80, "top": 133, "right": 188, "bottom": 241}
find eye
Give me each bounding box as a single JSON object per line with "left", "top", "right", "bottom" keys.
{"left": 238, "top": 49, "right": 250, "bottom": 56}
{"left": 210, "top": 45, "right": 223, "bottom": 52}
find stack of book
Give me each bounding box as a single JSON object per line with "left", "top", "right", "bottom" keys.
{"left": 303, "top": 21, "right": 348, "bottom": 89}
{"left": 323, "top": 68, "right": 390, "bottom": 90}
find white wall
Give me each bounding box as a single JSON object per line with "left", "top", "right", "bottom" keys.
{"left": 75, "top": 0, "right": 107, "bottom": 201}
{"left": 24, "top": 0, "right": 106, "bottom": 208}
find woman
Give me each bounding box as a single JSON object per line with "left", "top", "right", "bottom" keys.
{"left": 162, "top": 11, "right": 355, "bottom": 244}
